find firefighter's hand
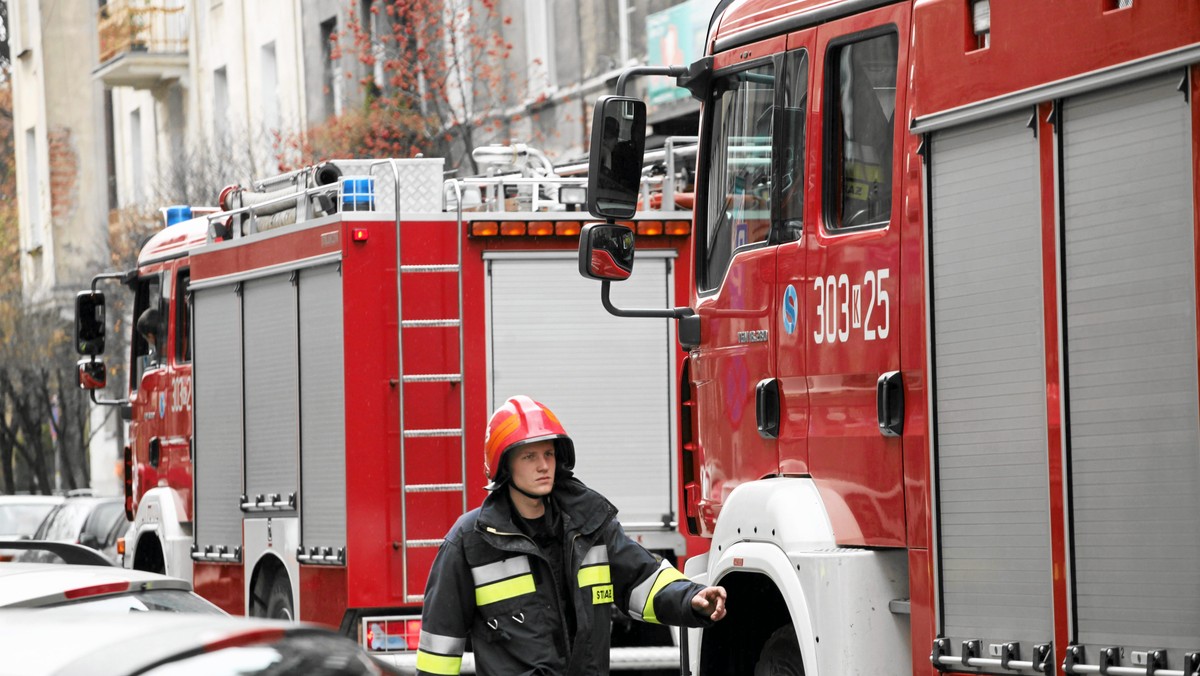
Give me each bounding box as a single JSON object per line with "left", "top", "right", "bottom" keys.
{"left": 691, "top": 586, "right": 727, "bottom": 621}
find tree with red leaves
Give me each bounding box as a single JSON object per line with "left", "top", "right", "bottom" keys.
{"left": 281, "top": 0, "right": 515, "bottom": 176}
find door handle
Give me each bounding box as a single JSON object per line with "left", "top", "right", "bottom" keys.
{"left": 876, "top": 371, "right": 903, "bottom": 437}
{"left": 756, "top": 378, "right": 780, "bottom": 440}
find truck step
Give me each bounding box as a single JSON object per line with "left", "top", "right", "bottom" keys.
{"left": 401, "top": 319, "right": 460, "bottom": 328}
{"left": 405, "top": 539, "right": 444, "bottom": 548}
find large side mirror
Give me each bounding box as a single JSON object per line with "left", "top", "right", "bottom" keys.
{"left": 587, "top": 96, "right": 647, "bottom": 220}
{"left": 579, "top": 223, "right": 635, "bottom": 281}
{"left": 77, "top": 359, "right": 107, "bottom": 390}
{"left": 74, "top": 291, "right": 106, "bottom": 356}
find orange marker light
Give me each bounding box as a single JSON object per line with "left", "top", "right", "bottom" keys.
{"left": 500, "top": 221, "right": 526, "bottom": 236}
{"left": 352, "top": 227, "right": 370, "bottom": 242}
{"left": 471, "top": 221, "right": 499, "bottom": 237}
{"left": 527, "top": 221, "right": 554, "bottom": 236}
{"left": 665, "top": 220, "right": 692, "bottom": 236}
{"left": 635, "top": 221, "right": 664, "bottom": 236}
{"left": 555, "top": 221, "right": 582, "bottom": 237}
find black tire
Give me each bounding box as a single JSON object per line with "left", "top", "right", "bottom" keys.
{"left": 754, "top": 625, "right": 804, "bottom": 676}
{"left": 264, "top": 574, "right": 294, "bottom": 621}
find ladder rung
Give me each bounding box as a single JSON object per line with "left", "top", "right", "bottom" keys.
{"left": 402, "top": 374, "right": 462, "bottom": 383}
{"left": 401, "top": 264, "right": 460, "bottom": 273}
{"left": 406, "top": 594, "right": 426, "bottom": 603}
{"left": 405, "top": 483, "right": 465, "bottom": 493}
{"left": 402, "top": 319, "right": 461, "bottom": 328}
{"left": 403, "top": 428, "right": 464, "bottom": 438}
{"left": 406, "top": 539, "right": 444, "bottom": 548}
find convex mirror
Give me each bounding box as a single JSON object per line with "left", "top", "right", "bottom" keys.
{"left": 579, "top": 223, "right": 635, "bottom": 281}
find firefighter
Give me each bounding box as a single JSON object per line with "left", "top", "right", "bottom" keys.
{"left": 416, "top": 395, "right": 726, "bottom": 676}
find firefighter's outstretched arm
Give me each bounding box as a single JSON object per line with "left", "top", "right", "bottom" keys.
{"left": 607, "top": 521, "right": 722, "bottom": 628}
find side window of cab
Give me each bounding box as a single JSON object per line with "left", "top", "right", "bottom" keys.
{"left": 175, "top": 269, "right": 191, "bottom": 364}
{"left": 699, "top": 62, "right": 777, "bottom": 293}
{"left": 824, "top": 31, "right": 898, "bottom": 230}
{"left": 131, "top": 276, "right": 163, "bottom": 389}
{"left": 697, "top": 49, "right": 810, "bottom": 294}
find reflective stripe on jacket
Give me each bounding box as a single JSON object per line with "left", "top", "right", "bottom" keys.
{"left": 416, "top": 477, "right": 709, "bottom": 676}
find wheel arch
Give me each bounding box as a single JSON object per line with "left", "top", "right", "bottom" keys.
{"left": 701, "top": 541, "right": 817, "bottom": 675}
{"left": 248, "top": 551, "right": 291, "bottom": 615}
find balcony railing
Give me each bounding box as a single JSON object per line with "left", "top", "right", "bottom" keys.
{"left": 95, "top": 1, "right": 188, "bottom": 87}
{"left": 98, "top": 1, "right": 187, "bottom": 62}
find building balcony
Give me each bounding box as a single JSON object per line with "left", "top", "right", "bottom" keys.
{"left": 93, "top": 1, "right": 188, "bottom": 89}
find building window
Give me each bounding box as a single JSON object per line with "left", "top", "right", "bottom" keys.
{"left": 261, "top": 42, "right": 279, "bottom": 131}
{"left": 321, "top": 18, "right": 341, "bottom": 119}
{"left": 361, "top": 0, "right": 384, "bottom": 92}
{"left": 214, "top": 66, "right": 230, "bottom": 140}
{"left": 24, "top": 127, "right": 41, "bottom": 250}
{"left": 130, "top": 109, "right": 144, "bottom": 204}
{"left": 525, "top": 0, "right": 555, "bottom": 94}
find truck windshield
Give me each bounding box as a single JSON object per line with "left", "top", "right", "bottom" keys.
{"left": 700, "top": 63, "right": 776, "bottom": 292}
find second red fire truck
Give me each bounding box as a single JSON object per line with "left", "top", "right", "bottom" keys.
{"left": 75, "top": 143, "right": 700, "bottom": 666}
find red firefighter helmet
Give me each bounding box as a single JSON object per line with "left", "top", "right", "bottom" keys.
{"left": 484, "top": 395, "right": 575, "bottom": 489}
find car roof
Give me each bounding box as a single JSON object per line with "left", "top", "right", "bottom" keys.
{"left": 0, "top": 495, "right": 65, "bottom": 505}
{"left": 0, "top": 610, "right": 387, "bottom": 676}
{"left": 0, "top": 562, "right": 192, "bottom": 608}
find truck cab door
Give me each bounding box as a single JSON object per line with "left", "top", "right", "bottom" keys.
{"left": 805, "top": 7, "right": 909, "bottom": 546}
{"left": 129, "top": 273, "right": 166, "bottom": 498}
{"left": 689, "top": 45, "right": 783, "bottom": 535}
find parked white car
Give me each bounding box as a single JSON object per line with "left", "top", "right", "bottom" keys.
{"left": 0, "top": 495, "right": 65, "bottom": 561}
{"left": 0, "top": 610, "right": 402, "bottom": 676}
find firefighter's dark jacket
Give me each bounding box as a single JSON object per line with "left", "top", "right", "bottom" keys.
{"left": 415, "top": 476, "right": 711, "bottom": 675}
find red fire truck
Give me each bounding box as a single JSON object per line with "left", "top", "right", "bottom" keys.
{"left": 74, "top": 144, "right": 701, "bottom": 664}
{"left": 577, "top": 1, "right": 1200, "bottom": 674}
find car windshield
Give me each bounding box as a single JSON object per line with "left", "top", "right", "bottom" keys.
{"left": 41, "top": 589, "right": 225, "bottom": 615}
{"left": 0, "top": 504, "right": 57, "bottom": 537}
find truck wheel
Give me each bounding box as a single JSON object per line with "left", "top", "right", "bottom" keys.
{"left": 754, "top": 625, "right": 804, "bottom": 676}
{"left": 264, "top": 575, "right": 294, "bottom": 621}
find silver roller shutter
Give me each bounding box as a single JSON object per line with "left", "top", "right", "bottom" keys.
{"left": 193, "top": 285, "right": 245, "bottom": 554}
{"left": 243, "top": 273, "right": 299, "bottom": 511}
{"left": 930, "top": 111, "right": 1052, "bottom": 651}
{"left": 298, "top": 264, "right": 346, "bottom": 551}
{"left": 1062, "top": 73, "right": 1200, "bottom": 657}
{"left": 487, "top": 251, "right": 675, "bottom": 529}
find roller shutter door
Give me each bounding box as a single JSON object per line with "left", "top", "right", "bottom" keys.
{"left": 929, "top": 110, "right": 1052, "bottom": 654}
{"left": 298, "top": 264, "right": 346, "bottom": 554}
{"left": 193, "top": 284, "right": 245, "bottom": 556}
{"left": 487, "top": 251, "right": 676, "bottom": 528}
{"left": 1062, "top": 73, "right": 1199, "bottom": 660}
{"left": 243, "top": 274, "right": 299, "bottom": 512}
